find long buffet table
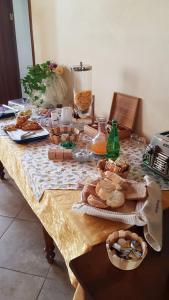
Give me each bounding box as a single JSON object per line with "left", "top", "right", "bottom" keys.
{"left": 0, "top": 121, "right": 169, "bottom": 300}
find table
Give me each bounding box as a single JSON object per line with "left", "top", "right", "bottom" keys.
{"left": 70, "top": 209, "right": 169, "bottom": 300}
{"left": 0, "top": 131, "right": 133, "bottom": 299}
{"left": 0, "top": 120, "right": 169, "bottom": 300}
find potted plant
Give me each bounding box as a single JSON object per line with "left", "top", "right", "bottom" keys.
{"left": 21, "top": 61, "right": 67, "bottom": 108}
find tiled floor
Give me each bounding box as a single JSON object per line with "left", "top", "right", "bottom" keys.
{"left": 0, "top": 172, "right": 74, "bottom": 300}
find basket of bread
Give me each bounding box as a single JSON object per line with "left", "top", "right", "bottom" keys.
{"left": 81, "top": 172, "right": 147, "bottom": 210}
{"left": 106, "top": 230, "right": 147, "bottom": 270}
{"left": 97, "top": 158, "right": 130, "bottom": 178}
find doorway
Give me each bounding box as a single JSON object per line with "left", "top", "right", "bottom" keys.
{"left": 0, "top": 0, "right": 34, "bottom": 105}
{"left": 0, "top": 0, "right": 21, "bottom": 104}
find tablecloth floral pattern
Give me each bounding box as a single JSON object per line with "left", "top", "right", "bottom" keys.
{"left": 21, "top": 138, "right": 169, "bottom": 202}
{"left": 22, "top": 141, "right": 98, "bottom": 201}
{"left": 0, "top": 118, "right": 168, "bottom": 201}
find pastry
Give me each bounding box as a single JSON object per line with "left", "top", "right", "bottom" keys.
{"left": 21, "top": 121, "right": 41, "bottom": 131}
{"left": 15, "top": 115, "right": 29, "bottom": 128}
{"left": 4, "top": 124, "right": 16, "bottom": 131}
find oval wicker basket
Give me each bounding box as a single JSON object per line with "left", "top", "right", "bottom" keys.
{"left": 106, "top": 230, "right": 147, "bottom": 271}
{"left": 97, "top": 159, "right": 129, "bottom": 179}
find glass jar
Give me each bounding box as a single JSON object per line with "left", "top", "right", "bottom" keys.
{"left": 72, "top": 62, "right": 92, "bottom": 118}
{"left": 90, "top": 118, "right": 107, "bottom": 155}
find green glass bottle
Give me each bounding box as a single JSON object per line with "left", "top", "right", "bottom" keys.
{"left": 106, "top": 120, "right": 120, "bottom": 160}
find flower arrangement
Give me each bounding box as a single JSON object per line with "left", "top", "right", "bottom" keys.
{"left": 21, "top": 61, "right": 66, "bottom": 107}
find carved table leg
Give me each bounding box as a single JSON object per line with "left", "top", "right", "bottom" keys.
{"left": 0, "top": 161, "right": 5, "bottom": 180}
{"left": 42, "top": 226, "right": 55, "bottom": 264}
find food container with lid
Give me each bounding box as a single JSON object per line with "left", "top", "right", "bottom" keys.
{"left": 72, "top": 62, "right": 92, "bottom": 118}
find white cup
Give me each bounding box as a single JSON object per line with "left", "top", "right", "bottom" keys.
{"left": 51, "top": 110, "right": 58, "bottom": 121}
{"left": 61, "top": 107, "right": 73, "bottom": 124}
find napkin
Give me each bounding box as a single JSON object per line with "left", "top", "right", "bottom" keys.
{"left": 140, "top": 175, "right": 162, "bottom": 251}
{"left": 72, "top": 176, "right": 162, "bottom": 251}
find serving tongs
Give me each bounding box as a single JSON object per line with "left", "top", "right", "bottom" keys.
{"left": 20, "top": 131, "right": 35, "bottom": 140}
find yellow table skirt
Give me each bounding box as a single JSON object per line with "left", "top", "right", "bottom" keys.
{"left": 1, "top": 136, "right": 169, "bottom": 300}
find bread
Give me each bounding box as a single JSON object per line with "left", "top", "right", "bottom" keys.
{"left": 125, "top": 182, "right": 147, "bottom": 201}
{"left": 82, "top": 184, "right": 98, "bottom": 203}
{"left": 104, "top": 172, "right": 127, "bottom": 189}
{"left": 95, "top": 179, "right": 116, "bottom": 195}
{"left": 87, "top": 194, "right": 108, "bottom": 209}
{"left": 105, "top": 190, "right": 125, "bottom": 208}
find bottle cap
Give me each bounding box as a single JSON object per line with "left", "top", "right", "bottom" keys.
{"left": 112, "top": 119, "right": 117, "bottom": 124}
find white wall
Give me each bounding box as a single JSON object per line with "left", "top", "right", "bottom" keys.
{"left": 31, "top": 0, "right": 169, "bottom": 138}
{"left": 13, "top": 0, "right": 33, "bottom": 95}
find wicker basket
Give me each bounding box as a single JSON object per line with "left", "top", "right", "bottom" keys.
{"left": 106, "top": 230, "right": 147, "bottom": 271}
{"left": 97, "top": 158, "right": 129, "bottom": 178}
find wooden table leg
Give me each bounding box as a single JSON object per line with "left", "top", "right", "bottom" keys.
{"left": 0, "top": 161, "right": 5, "bottom": 180}
{"left": 42, "top": 226, "right": 55, "bottom": 264}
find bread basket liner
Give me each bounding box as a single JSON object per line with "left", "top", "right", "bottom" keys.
{"left": 72, "top": 175, "right": 162, "bottom": 252}
{"left": 106, "top": 230, "right": 147, "bottom": 270}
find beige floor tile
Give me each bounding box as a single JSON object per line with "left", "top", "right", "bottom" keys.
{"left": 0, "top": 181, "right": 25, "bottom": 217}
{"left": 0, "top": 216, "right": 13, "bottom": 238}
{"left": 0, "top": 219, "right": 50, "bottom": 277}
{"left": 17, "top": 203, "right": 39, "bottom": 222}
{"left": 38, "top": 277, "right": 74, "bottom": 300}
{"left": 0, "top": 268, "right": 44, "bottom": 300}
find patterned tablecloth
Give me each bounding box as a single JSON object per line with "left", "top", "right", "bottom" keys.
{"left": 1, "top": 118, "right": 169, "bottom": 202}
{"left": 22, "top": 138, "right": 169, "bottom": 201}
{"left": 0, "top": 117, "right": 169, "bottom": 300}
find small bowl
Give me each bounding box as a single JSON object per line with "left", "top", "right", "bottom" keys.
{"left": 106, "top": 230, "right": 147, "bottom": 271}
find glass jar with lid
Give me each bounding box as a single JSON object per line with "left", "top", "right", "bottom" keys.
{"left": 72, "top": 62, "right": 92, "bottom": 118}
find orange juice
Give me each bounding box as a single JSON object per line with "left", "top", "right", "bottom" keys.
{"left": 90, "top": 141, "right": 107, "bottom": 155}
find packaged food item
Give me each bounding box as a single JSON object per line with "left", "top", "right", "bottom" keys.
{"left": 48, "top": 148, "right": 73, "bottom": 160}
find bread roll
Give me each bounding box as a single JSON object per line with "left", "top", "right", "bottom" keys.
{"left": 105, "top": 190, "right": 125, "bottom": 208}
{"left": 104, "top": 171, "right": 127, "bottom": 189}
{"left": 87, "top": 195, "right": 108, "bottom": 209}
{"left": 95, "top": 179, "right": 116, "bottom": 195}
{"left": 81, "top": 184, "right": 98, "bottom": 203}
